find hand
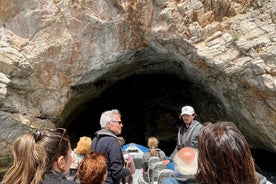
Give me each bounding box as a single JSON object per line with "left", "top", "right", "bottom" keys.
{"left": 162, "top": 160, "right": 171, "bottom": 166}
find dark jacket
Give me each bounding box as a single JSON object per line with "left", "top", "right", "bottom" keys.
{"left": 162, "top": 175, "right": 196, "bottom": 184}
{"left": 40, "top": 170, "right": 78, "bottom": 184}
{"left": 90, "top": 129, "right": 130, "bottom": 184}
{"left": 166, "top": 172, "right": 270, "bottom": 184}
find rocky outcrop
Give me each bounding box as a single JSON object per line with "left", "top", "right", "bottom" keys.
{"left": 0, "top": 0, "right": 275, "bottom": 173}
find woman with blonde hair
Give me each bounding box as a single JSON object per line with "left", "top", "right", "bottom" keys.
{"left": 68, "top": 136, "right": 92, "bottom": 181}
{"left": 2, "top": 128, "right": 77, "bottom": 184}
{"left": 71, "top": 136, "right": 92, "bottom": 166}
{"left": 142, "top": 137, "right": 166, "bottom": 182}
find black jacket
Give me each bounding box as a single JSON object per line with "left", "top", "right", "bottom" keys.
{"left": 40, "top": 170, "right": 78, "bottom": 184}
{"left": 91, "top": 129, "right": 130, "bottom": 184}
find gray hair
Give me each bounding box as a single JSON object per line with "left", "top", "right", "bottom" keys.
{"left": 100, "top": 109, "right": 121, "bottom": 128}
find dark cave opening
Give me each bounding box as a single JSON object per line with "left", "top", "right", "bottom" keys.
{"left": 68, "top": 73, "right": 197, "bottom": 151}
{"left": 66, "top": 73, "right": 275, "bottom": 182}
{"left": 67, "top": 73, "right": 226, "bottom": 153}
{"left": 68, "top": 74, "right": 184, "bottom": 151}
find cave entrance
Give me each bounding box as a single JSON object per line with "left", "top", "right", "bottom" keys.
{"left": 66, "top": 73, "right": 226, "bottom": 155}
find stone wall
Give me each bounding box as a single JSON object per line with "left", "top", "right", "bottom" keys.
{"left": 0, "top": 0, "right": 275, "bottom": 173}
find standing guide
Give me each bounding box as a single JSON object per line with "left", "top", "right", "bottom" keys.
{"left": 163, "top": 105, "right": 203, "bottom": 166}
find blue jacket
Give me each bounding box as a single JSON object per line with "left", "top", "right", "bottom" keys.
{"left": 91, "top": 129, "right": 130, "bottom": 184}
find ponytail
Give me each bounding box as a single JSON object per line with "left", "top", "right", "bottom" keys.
{"left": 148, "top": 137, "right": 159, "bottom": 157}
{"left": 2, "top": 134, "right": 46, "bottom": 184}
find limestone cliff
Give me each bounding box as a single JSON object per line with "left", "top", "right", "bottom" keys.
{"left": 0, "top": 0, "right": 275, "bottom": 173}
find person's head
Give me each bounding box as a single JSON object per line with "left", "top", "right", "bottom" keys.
{"left": 2, "top": 128, "right": 72, "bottom": 184}
{"left": 196, "top": 121, "right": 258, "bottom": 184}
{"left": 100, "top": 109, "right": 123, "bottom": 135}
{"left": 173, "top": 147, "right": 198, "bottom": 175}
{"left": 74, "top": 136, "right": 92, "bottom": 155}
{"left": 117, "top": 136, "right": 125, "bottom": 147}
{"left": 147, "top": 137, "right": 159, "bottom": 156}
{"left": 147, "top": 136, "right": 159, "bottom": 148}
{"left": 179, "top": 106, "right": 196, "bottom": 125}
{"left": 77, "top": 151, "right": 107, "bottom": 184}
{"left": 42, "top": 128, "right": 72, "bottom": 175}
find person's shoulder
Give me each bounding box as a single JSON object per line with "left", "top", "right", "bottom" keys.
{"left": 98, "top": 135, "right": 118, "bottom": 143}
{"left": 193, "top": 120, "right": 203, "bottom": 128}
{"left": 63, "top": 179, "right": 79, "bottom": 184}
{"left": 256, "top": 172, "right": 273, "bottom": 184}
{"left": 143, "top": 152, "right": 151, "bottom": 157}
{"left": 96, "top": 129, "right": 117, "bottom": 138}
{"left": 158, "top": 149, "right": 166, "bottom": 157}
{"left": 175, "top": 175, "right": 196, "bottom": 183}
{"left": 102, "top": 135, "right": 117, "bottom": 140}
{"left": 192, "top": 120, "right": 201, "bottom": 125}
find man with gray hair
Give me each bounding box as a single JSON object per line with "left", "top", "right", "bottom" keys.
{"left": 90, "top": 109, "right": 130, "bottom": 184}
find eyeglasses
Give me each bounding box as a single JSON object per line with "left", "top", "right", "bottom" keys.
{"left": 110, "top": 121, "right": 122, "bottom": 125}
{"left": 56, "top": 128, "right": 67, "bottom": 148}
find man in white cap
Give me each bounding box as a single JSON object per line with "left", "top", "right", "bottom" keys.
{"left": 163, "top": 105, "right": 203, "bottom": 166}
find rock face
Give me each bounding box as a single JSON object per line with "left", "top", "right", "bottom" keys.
{"left": 0, "top": 0, "right": 275, "bottom": 173}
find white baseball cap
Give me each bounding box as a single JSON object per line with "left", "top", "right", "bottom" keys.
{"left": 180, "top": 106, "right": 195, "bottom": 116}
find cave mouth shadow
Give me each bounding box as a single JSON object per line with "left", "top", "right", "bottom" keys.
{"left": 66, "top": 73, "right": 276, "bottom": 183}
{"left": 67, "top": 73, "right": 225, "bottom": 149}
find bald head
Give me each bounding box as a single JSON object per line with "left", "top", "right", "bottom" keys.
{"left": 178, "top": 147, "right": 197, "bottom": 164}
{"left": 173, "top": 147, "right": 198, "bottom": 175}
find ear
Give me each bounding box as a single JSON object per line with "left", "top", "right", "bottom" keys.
{"left": 57, "top": 156, "right": 66, "bottom": 173}
{"left": 106, "top": 122, "right": 112, "bottom": 129}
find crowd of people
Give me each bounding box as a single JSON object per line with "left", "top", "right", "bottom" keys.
{"left": 1, "top": 106, "right": 272, "bottom": 184}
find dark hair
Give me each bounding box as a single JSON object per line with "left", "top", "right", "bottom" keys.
{"left": 196, "top": 121, "right": 258, "bottom": 184}
{"left": 42, "top": 128, "right": 71, "bottom": 171}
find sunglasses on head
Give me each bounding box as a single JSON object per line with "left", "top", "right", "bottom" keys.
{"left": 33, "top": 128, "right": 67, "bottom": 144}
{"left": 33, "top": 128, "right": 68, "bottom": 163}
{"left": 55, "top": 128, "right": 67, "bottom": 148}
